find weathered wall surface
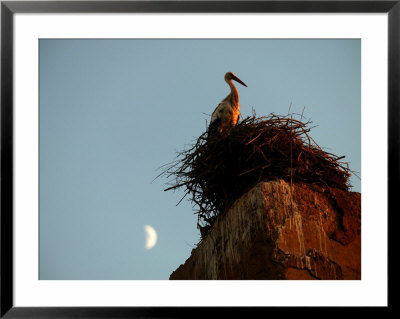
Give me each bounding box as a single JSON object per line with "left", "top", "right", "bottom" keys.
{"left": 170, "top": 180, "right": 361, "bottom": 280}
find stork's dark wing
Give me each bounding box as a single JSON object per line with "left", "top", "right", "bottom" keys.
{"left": 207, "top": 118, "right": 221, "bottom": 138}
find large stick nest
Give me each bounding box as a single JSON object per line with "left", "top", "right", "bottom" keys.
{"left": 160, "top": 114, "right": 352, "bottom": 238}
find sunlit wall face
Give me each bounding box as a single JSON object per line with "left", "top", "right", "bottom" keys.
{"left": 39, "top": 39, "right": 360, "bottom": 280}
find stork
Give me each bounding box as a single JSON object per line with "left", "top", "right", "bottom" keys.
{"left": 208, "top": 72, "right": 247, "bottom": 135}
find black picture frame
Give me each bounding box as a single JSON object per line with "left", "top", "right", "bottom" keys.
{"left": 1, "top": 1, "right": 395, "bottom": 317}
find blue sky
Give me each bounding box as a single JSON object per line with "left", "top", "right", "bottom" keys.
{"left": 39, "top": 39, "right": 360, "bottom": 279}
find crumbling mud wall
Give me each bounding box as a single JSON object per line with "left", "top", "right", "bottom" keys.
{"left": 170, "top": 180, "right": 361, "bottom": 280}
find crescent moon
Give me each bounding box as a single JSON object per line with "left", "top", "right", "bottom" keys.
{"left": 144, "top": 225, "right": 157, "bottom": 250}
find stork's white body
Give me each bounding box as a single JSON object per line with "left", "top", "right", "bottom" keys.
{"left": 209, "top": 72, "right": 247, "bottom": 133}
{"left": 211, "top": 98, "right": 240, "bottom": 132}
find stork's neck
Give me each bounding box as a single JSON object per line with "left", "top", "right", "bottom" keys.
{"left": 227, "top": 79, "right": 239, "bottom": 105}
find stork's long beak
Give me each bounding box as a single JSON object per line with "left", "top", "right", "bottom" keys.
{"left": 232, "top": 75, "right": 247, "bottom": 87}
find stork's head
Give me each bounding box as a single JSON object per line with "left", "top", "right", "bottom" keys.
{"left": 225, "top": 72, "right": 247, "bottom": 87}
